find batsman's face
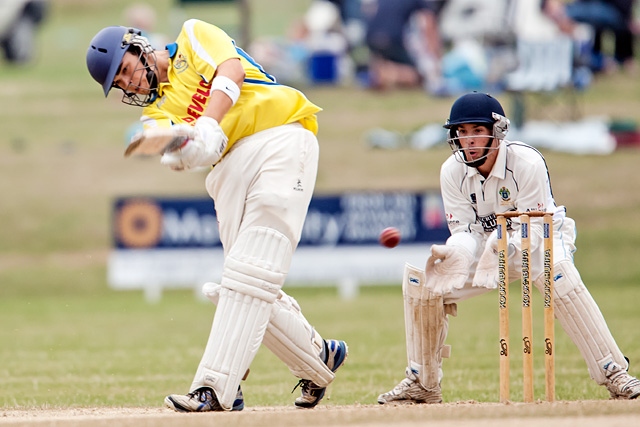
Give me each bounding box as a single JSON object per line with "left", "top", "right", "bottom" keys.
{"left": 456, "top": 124, "right": 495, "bottom": 162}
{"left": 113, "top": 51, "right": 151, "bottom": 95}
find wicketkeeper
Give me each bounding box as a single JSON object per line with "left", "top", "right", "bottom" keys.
{"left": 86, "top": 19, "right": 347, "bottom": 411}
{"left": 378, "top": 91, "right": 640, "bottom": 404}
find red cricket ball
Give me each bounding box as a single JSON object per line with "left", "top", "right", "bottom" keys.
{"left": 379, "top": 227, "right": 401, "bottom": 248}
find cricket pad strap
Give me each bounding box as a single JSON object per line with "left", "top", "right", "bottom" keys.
{"left": 191, "top": 226, "right": 292, "bottom": 410}
{"left": 535, "top": 260, "right": 628, "bottom": 384}
{"left": 403, "top": 263, "right": 456, "bottom": 390}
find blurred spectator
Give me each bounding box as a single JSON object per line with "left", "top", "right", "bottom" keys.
{"left": 300, "top": 0, "right": 351, "bottom": 84}
{"left": 326, "top": 0, "right": 367, "bottom": 47}
{"left": 249, "top": 0, "right": 352, "bottom": 86}
{"left": 542, "top": 0, "right": 638, "bottom": 73}
{"left": 364, "top": 0, "right": 449, "bottom": 94}
{"left": 0, "top": 0, "right": 49, "bottom": 64}
{"left": 123, "top": 2, "right": 170, "bottom": 49}
{"left": 325, "top": 0, "right": 371, "bottom": 81}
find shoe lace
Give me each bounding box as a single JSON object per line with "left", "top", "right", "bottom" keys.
{"left": 291, "top": 379, "right": 314, "bottom": 395}
{"left": 187, "top": 387, "right": 212, "bottom": 402}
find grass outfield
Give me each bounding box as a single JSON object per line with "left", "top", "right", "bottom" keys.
{"left": 1, "top": 0, "right": 640, "bottom": 416}
{"left": 2, "top": 283, "right": 640, "bottom": 408}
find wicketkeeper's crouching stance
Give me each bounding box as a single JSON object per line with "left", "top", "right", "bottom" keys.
{"left": 378, "top": 92, "right": 640, "bottom": 404}
{"left": 86, "top": 20, "right": 347, "bottom": 411}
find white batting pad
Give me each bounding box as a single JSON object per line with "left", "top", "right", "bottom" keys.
{"left": 536, "top": 260, "right": 627, "bottom": 384}
{"left": 261, "top": 291, "right": 335, "bottom": 386}
{"left": 203, "top": 283, "right": 334, "bottom": 387}
{"left": 192, "top": 226, "right": 293, "bottom": 409}
{"left": 403, "top": 263, "right": 454, "bottom": 390}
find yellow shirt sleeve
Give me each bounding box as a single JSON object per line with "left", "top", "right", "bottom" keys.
{"left": 140, "top": 19, "right": 321, "bottom": 149}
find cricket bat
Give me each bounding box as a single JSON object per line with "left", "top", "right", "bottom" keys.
{"left": 124, "top": 127, "right": 192, "bottom": 157}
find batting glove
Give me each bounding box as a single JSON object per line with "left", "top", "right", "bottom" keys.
{"left": 160, "top": 117, "right": 228, "bottom": 171}
{"left": 424, "top": 244, "right": 473, "bottom": 295}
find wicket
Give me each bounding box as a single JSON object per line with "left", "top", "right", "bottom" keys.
{"left": 496, "top": 212, "right": 555, "bottom": 403}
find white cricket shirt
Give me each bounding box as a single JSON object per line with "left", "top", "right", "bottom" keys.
{"left": 440, "top": 140, "right": 565, "bottom": 236}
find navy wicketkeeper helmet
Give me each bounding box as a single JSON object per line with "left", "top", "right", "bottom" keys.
{"left": 443, "top": 92, "right": 510, "bottom": 166}
{"left": 444, "top": 91, "right": 507, "bottom": 131}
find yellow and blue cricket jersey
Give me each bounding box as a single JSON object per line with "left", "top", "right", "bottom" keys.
{"left": 140, "top": 19, "right": 321, "bottom": 152}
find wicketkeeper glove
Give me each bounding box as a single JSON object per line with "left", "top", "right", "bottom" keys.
{"left": 424, "top": 244, "right": 473, "bottom": 295}
{"left": 472, "top": 229, "right": 516, "bottom": 290}
{"left": 160, "top": 116, "right": 228, "bottom": 171}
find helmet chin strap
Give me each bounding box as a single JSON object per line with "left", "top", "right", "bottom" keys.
{"left": 461, "top": 138, "right": 494, "bottom": 168}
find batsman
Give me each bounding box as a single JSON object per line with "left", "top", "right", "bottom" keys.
{"left": 86, "top": 20, "right": 347, "bottom": 411}
{"left": 378, "top": 92, "right": 640, "bottom": 404}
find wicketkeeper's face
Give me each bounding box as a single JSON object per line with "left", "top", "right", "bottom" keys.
{"left": 455, "top": 124, "right": 495, "bottom": 163}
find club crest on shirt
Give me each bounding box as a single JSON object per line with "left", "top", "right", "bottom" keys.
{"left": 174, "top": 53, "right": 188, "bottom": 73}
{"left": 498, "top": 187, "right": 511, "bottom": 204}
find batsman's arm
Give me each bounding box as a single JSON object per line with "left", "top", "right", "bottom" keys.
{"left": 202, "top": 58, "right": 245, "bottom": 123}
{"left": 160, "top": 59, "right": 245, "bottom": 170}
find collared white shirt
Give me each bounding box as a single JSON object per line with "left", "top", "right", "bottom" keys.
{"left": 440, "top": 139, "right": 565, "bottom": 237}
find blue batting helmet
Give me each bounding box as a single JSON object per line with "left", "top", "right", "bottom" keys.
{"left": 86, "top": 26, "right": 140, "bottom": 96}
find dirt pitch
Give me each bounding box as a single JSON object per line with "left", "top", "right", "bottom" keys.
{"left": 1, "top": 400, "right": 639, "bottom": 427}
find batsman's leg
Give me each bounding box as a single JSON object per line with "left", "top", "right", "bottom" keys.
{"left": 378, "top": 263, "right": 455, "bottom": 404}
{"left": 202, "top": 282, "right": 348, "bottom": 409}
{"left": 262, "top": 294, "right": 347, "bottom": 409}
{"left": 165, "top": 226, "right": 291, "bottom": 412}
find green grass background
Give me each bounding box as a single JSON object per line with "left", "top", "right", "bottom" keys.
{"left": 1, "top": 0, "right": 640, "bottom": 409}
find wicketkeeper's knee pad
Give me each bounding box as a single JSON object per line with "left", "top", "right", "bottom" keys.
{"left": 192, "top": 226, "right": 293, "bottom": 409}
{"left": 534, "top": 260, "right": 627, "bottom": 384}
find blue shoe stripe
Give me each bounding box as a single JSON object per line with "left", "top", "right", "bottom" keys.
{"left": 233, "top": 386, "right": 244, "bottom": 411}
{"left": 330, "top": 340, "right": 348, "bottom": 372}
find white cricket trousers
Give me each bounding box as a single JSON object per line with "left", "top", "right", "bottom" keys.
{"left": 205, "top": 122, "right": 319, "bottom": 252}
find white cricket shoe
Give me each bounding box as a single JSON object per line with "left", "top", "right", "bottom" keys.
{"left": 606, "top": 372, "right": 640, "bottom": 400}
{"left": 378, "top": 377, "right": 442, "bottom": 404}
